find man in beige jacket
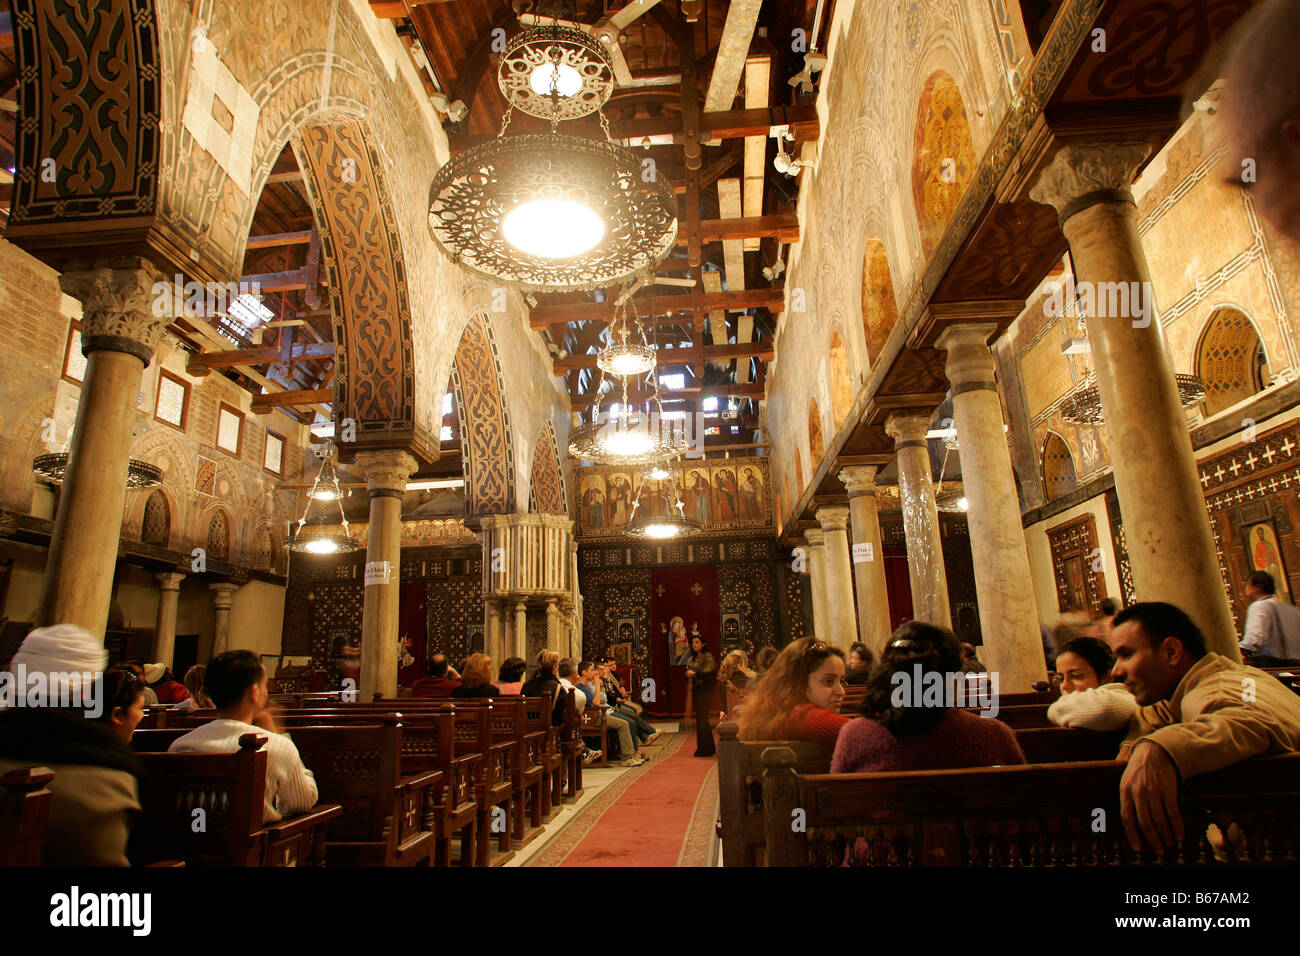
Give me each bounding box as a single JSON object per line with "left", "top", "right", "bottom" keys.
{"left": 1109, "top": 602, "right": 1300, "bottom": 853}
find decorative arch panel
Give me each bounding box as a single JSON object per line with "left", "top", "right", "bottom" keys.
{"left": 529, "top": 421, "right": 567, "bottom": 516}
{"left": 452, "top": 314, "right": 515, "bottom": 515}
{"left": 1196, "top": 307, "right": 1268, "bottom": 417}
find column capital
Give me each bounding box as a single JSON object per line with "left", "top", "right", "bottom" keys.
{"left": 815, "top": 505, "right": 851, "bottom": 532}
{"left": 937, "top": 322, "right": 1000, "bottom": 394}
{"left": 803, "top": 527, "right": 826, "bottom": 548}
{"left": 884, "top": 412, "right": 931, "bottom": 448}
{"left": 156, "top": 571, "right": 185, "bottom": 591}
{"left": 209, "top": 582, "right": 239, "bottom": 608}
{"left": 59, "top": 259, "right": 171, "bottom": 365}
{"left": 838, "top": 465, "right": 879, "bottom": 496}
{"left": 355, "top": 450, "right": 419, "bottom": 497}
{"left": 1028, "top": 143, "right": 1151, "bottom": 224}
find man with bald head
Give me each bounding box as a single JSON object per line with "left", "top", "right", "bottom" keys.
{"left": 1107, "top": 602, "right": 1300, "bottom": 854}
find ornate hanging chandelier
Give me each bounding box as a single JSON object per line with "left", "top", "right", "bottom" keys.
{"left": 626, "top": 464, "right": 701, "bottom": 540}
{"left": 32, "top": 452, "right": 162, "bottom": 489}
{"left": 498, "top": 22, "right": 615, "bottom": 122}
{"left": 428, "top": 4, "right": 676, "bottom": 293}
{"left": 596, "top": 297, "right": 656, "bottom": 378}
{"left": 1059, "top": 373, "right": 1207, "bottom": 426}
{"left": 287, "top": 441, "right": 361, "bottom": 555}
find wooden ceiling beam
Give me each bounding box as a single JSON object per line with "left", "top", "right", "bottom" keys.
{"left": 570, "top": 381, "right": 765, "bottom": 407}
{"left": 251, "top": 388, "right": 334, "bottom": 412}
{"left": 529, "top": 287, "right": 784, "bottom": 328}
{"left": 244, "top": 230, "right": 313, "bottom": 250}
{"left": 554, "top": 340, "right": 773, "bottom": 371}
{"left": 187, "top": 342, "right": 334, "bottom": 373}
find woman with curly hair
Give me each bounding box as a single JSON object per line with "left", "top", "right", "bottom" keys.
{"left": 451, "top": 653, "right": 499, "bottom": 699}
{"left": 717, "top": 650, "right": 755, "bottom": 691}
{"left": 831, "top": 621, "right": 1024, "bottom": 773}
{"left": 736, "top": 637, "right": 849, "bottom": 749}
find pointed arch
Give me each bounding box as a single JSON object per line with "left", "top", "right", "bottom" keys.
{"left": 860, "top": 238, "right": 899, "bottom": 365}
{"left": 911, "top": 70, "right": 978, "bottom": 259}
{"left": 1042, "top": 431, "right": 1078, "bottom": 501}
{"left": 206, "top": 510, "right": 231, "bottom": 561}
{"left": 452, "top": 313, "right": 515, "bottom": 515}
{"left": 528, "top": 421, "right": 567, "bottom": 516}
{"left": 808, "top": 397, "right": 826, "bottom": 466}
{"left": 142, "top": 489, "right": 171, "bottom": 547}
{"left": 1195, "top": 306, "right": 1270, "bottom": 417}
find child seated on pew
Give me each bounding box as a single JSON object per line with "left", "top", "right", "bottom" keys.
{"left": 832, "top": 622, "right": 1025, "bottom": 774}
{"left": 168, "top": 650, "right": 319, "bottom": 825}
{"left": 736, "top": 637, "right": 851, "bottom": 750}
{"left": 497, "top": 657, "right": 527, "bottom": 695}
{"left": 1046, "top": 636, "right": 1137, "bottom": 732}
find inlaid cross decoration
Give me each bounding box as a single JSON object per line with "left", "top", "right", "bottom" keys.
{"left": 690, "top": 582, "right": 702, "bottom": 596}
{"left": 655, "top": 585, "right": 666, "bottom": 597}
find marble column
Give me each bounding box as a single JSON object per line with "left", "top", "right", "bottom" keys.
{"left": 545, "top": 598, "right": 559, "bottom": 658}
{"left": 885, "top": 413, "right": 952, "bottom": 628}
{"left": 210, "top": 583, "right": 239, "bottom": 656}
{"left": 153, "top": 572, "right": 185, "bottom": 667}
{"left": 838, "top": 466, "right": 893, "bottom": 652}
{"left": 515, "top": 602, "right": 528, "bottom": 660}
{"left": 38, "top": 260, "right": 169, "bottom": 635}
{"left": 1031, "top": 144, "right": 1238, "bottom": 658}
{"left": 485, "top": 599, "right": 504, "bottom": 665}
{"left": 938, "top": 324, "right": 1046, "bottom": 689}
{"left": 803, "top": 528, "right": 828, "bottom": 640}
{"left": 356, "top": 450, "right": 418, "bottom": 701}
{"left": 815, "top": 506, "right": 857, "bottom": 650}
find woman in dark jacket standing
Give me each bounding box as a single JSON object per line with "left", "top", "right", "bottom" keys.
{"left": 685, "top": 636, "right": 717, "bottom": 757}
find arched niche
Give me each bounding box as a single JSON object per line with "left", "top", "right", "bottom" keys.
{"left": 1195, "top": 306, "right": 1270, "bottom": 417}
{"left": 1042, "top": 432, "right": 1078, "bottom": 501}
{"left": 142, "top": 489, "right": 171, "bottom": 548}
{"left": 206, "top": 510, "right": 231, "bottom": 561}
{"left": 860, "top": 238, "right": 899, "bottom": 365}
{"left": 808, "top": 397, "right": 825, "bottom": 467}
{"left": 829, "top": 331, "right": 853, "bottom": 429}
{"left": 911, "top": 71, "right": 978, "bottom": 259}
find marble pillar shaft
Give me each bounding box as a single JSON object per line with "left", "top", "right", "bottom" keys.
{"left": 357, "top": 451, "right": 418, "bottom": 701}
{"left": 840, "top": 467, "right": 892, "bottom": 651}
{"left": 210, "top": 584, "right": 237, "bottom": 656}
{"left": 153, "top": 573, "right": 184, "bottom": 667}
{"left": 939, "top": 324, "right": 1046, "bottom": 690}
{"left": 815, "top": 506, "right": 857, "bottom": 650}
{"left": 886, "top": 415, "right": 952, "bottom": 628}
{"left": 1031, "top": 144, "right": 1238, "bottom": 657}
{"left": 804, "top": 529, "right": 828, "bottom": 639}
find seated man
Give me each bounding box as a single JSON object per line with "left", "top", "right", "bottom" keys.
{"left": 168, "top": 650, "right": 319, "bottom": 824}
{"left": 1110, "top": 602, "right": 1300, "bottom": 853}
{"left": 1047, "top": 635, "right": 1137, "bottom": 731}
{"left": 958, "top": 642, "right": 985, "bottom": 675}
{"left": 410, "top": 654, "right": 461, "bottom": 698}
{"left": 599, "top": 658, "right": 659, "bottom": 745}
{"left": 846, "top": 642, "right": 875, "bottom": 684}
{"left": 1239, "top": 571, "right": 1300, "bottom": 667}
{"left": 576, "top": 660, "right": 645, "bottom": 767}
{"left": 557, "top": 659, "right": 601, "bottom": 765}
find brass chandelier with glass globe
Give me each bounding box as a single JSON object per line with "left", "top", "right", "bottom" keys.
{"left": 287, "top": 440, "right": 361, "bottom": 555}
{"left": 427, "top": 6, "right": 677, "bottom": 292}
{"left": 625, "top": 463, "right": 702, "bottom": 540}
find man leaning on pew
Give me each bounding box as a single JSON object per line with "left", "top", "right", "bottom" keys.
{"left": 1108, "top": 602, "right": 1300, "bottom": 853}
{"left": 168, "top": 650, "right": 319, "bottom": 824}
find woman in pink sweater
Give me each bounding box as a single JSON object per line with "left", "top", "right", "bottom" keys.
{"left": 832, "top": 622, "right": 1025, "bottom": 773}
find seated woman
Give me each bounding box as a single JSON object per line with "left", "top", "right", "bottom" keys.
{"left": 175, "top": 664, "right": 213, "bottom": 712}
{"left": 1046, "top": 635, "right": 1137, "bottom": 731}
{"left": 451, "top": 653, "right": 500, "bottom": 698}
{"left": 844, "top": 643, "right": 874, "bottom": 685}
{"left": 832, "top": 622, "right": 1025, "bottom": 773}
{"left": 736, "top": 637, "right": 850, "bottom": 750}
{"left": 496, "top": 657, "right": 527, "bottom": 696}
{"left": 745, "top": 646, "right": 778, "bottom": 690}
{"left": 0, "top": 626, "right": 146, "bottom": 866}
{"left": 718, "top": 650, "right": 756, "bottom": 691}
{"left": 144, "top": 663, "right": 190, "bottom": 704}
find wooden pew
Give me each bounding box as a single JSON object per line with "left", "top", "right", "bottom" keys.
{"left": 760, "top": 748, "right": 1300, "bottom": 866}
{"left": 716, "top": 722, "right": 830, "bottom": 867}
{"left": 452, "top": 705, "right": 516, "bottom": 865}
{"left": 0, "top": 766, "right": 54, "bottom": 866}
{"left": 523, "top": 694, "right": 564, "bottom": 817}
{"left": 288, "top": 720, "right": 441, "bottom": 866}
{"left": 131, "top": 733, "right": 342, "bottom": 867}
{"left": 1014, "top": 727, "right": 1124, "bottom": 764}
{"left": 558, "top": 688, "right": 584, "bottom": 801}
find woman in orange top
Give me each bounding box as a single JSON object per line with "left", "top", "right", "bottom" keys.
{"left": 736, "top": 637, "right": 849, "bottom": 749}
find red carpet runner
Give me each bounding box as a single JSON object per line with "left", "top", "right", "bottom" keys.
{"left": 525, "top": 732, "right": 719, "bottom": 867}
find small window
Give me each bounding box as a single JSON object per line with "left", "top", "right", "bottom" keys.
{"left": 442, "top": 392, "right": 454, "bottom": 416}
{"left": 217, "top": 403, "right": 244, "bottom": 458}
{"left": 263, "top": 429, "right": 284, "bottom": 476}
{"left": 440, "top": 424, "right": 454, "bottom": 442}
{"left": 155, "top": 369, "right": 190, "bottom": 431}
{"left": 703, "top": 396, "right": 719, "bottom": 414}
{"left": 660, "top": 373, "right": 685, "bottom": 390}
{"left": 63, "top": 321, "right": 87, "bottom": 384}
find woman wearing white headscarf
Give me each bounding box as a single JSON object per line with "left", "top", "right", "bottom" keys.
{"left": 0, "top": 625, "right": 143, "bottom": 866}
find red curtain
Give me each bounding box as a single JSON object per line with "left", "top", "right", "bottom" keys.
{"left": 649, "top": 565, "right": 719, "bottom": 717}
{"left": 883, "top": 545, "right": 913, "bottom": 633}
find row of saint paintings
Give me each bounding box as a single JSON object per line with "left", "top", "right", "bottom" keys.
{"left": 578, "top": 459, "right": 771, "bottom": 535}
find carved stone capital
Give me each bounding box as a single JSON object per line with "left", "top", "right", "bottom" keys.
{"left": 156, "top": 572, "right": 185, "bottom": 592}
{"left": 355, "top": 450, "right": 419, "bottom": 496}
{"left": 59, "top": 260, "right": 171, "bottom": 364}
{"left": 884, "top": 413, "right": 931, "bottom": 448}
{"left": 838, "top": 465, "right": 879, "bottom": 496}
{"left": 209, "top": 582, "right": 239, "bottom": 609}
{"left": 815, "top": 505, "right": 851, "bottom": 533}
{"left": 803, "top": 527, "right": 826, "bottom": 548}
{"left": 937, "top": 322, "right": 999, "bottom": 392}
{"left": 1028, "top": 143, "right": 1151, "bottom": 221}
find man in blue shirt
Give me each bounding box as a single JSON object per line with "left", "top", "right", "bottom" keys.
{"left": 577, "top": 660, "right": 645, "bottom": 767}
